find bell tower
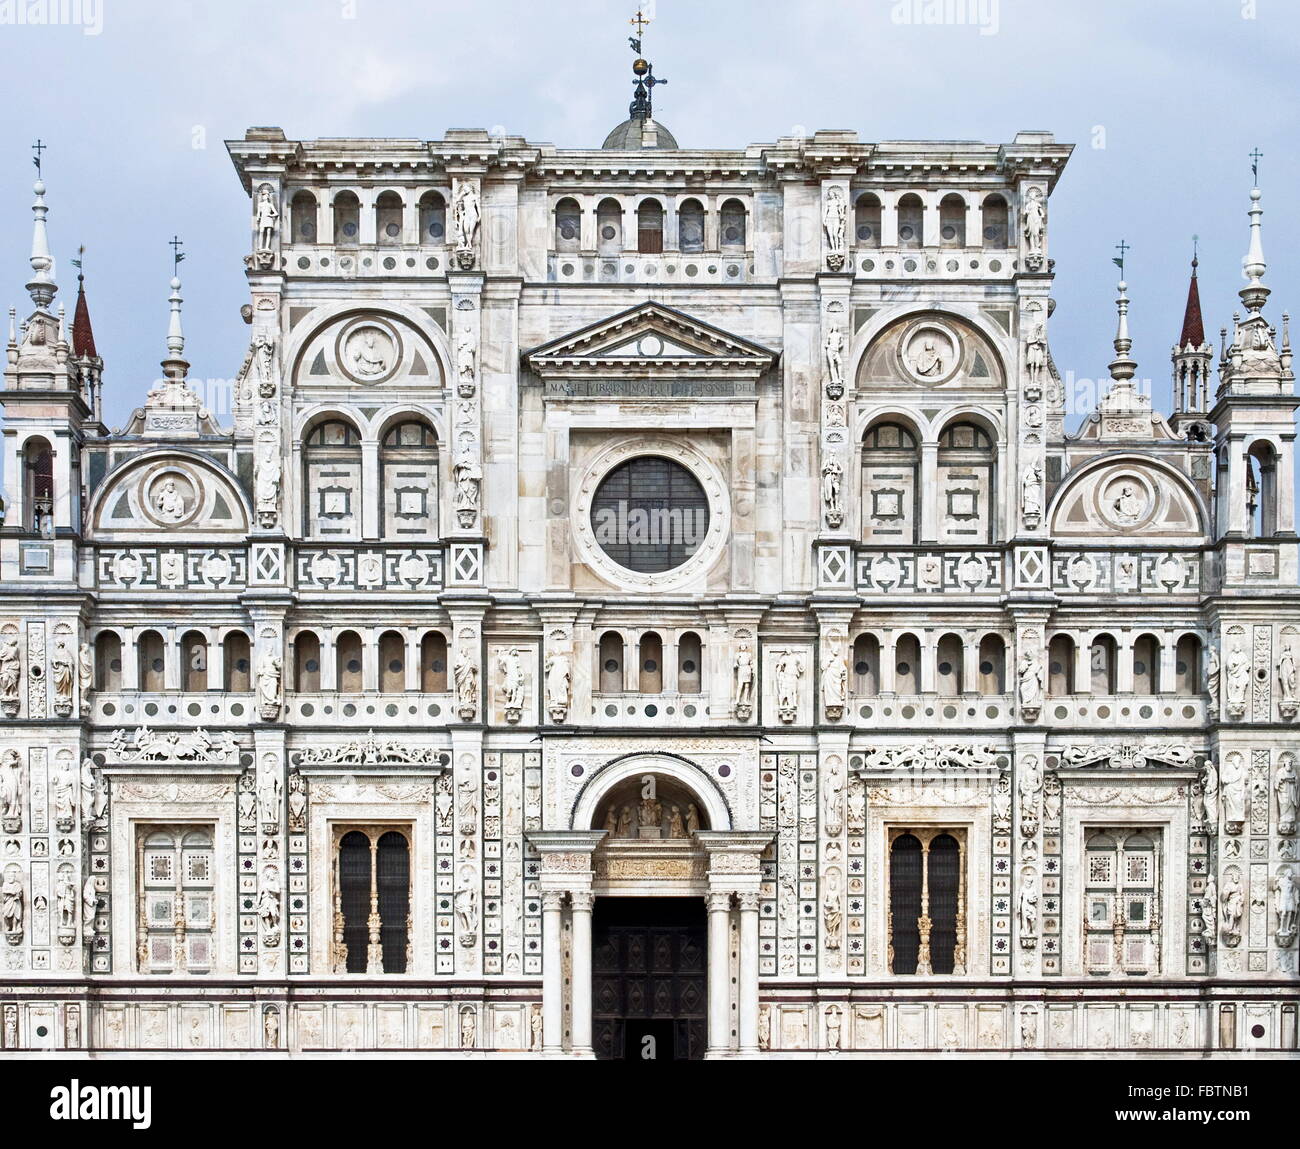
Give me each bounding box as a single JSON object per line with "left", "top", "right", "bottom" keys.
{"left": 1170, "top": 244, "right": 1213, "bottom": 437}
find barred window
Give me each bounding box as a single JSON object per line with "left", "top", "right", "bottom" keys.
{"left": 138, "top": 827, "right": 214, "bottom": 974}
{"left": 334, "top": 826, "right": 412, "bottom": 974}
{"left": 590, "top": 456, "right": 709, "bottom": 574}
{"left": 888, "top": 827, "right": 967, "bottom": 976}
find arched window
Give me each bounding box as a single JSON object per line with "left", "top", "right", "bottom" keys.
{"left": 896, "top": 194, "right": 924, "bottom": 247}
{"left": 889, "top": 828, "right": 965, "bottom": 976}
{"left": 1246, "top": 441, "right": 1278, "bottom": 537}
{"left": 720, "top": 199, "right": 746, "bottom": 247}
{"left": 889, "top": 833, "right": 922, "bottom": 974}
{"left": 554, "top": 197, "right": 581, "bottom": 252}
{"left": 381, "top": 420, "right": 438, "bottom": 539}
{"left": 375, "top": 190, "right": 404, "bottom": 244}
{"left": 1048, "top": 634, "right": 1076, "bottom": 696}
{"left": 853, "top": 634, "right": 880, "bottom": 696}
{"left": 894, "top": 634, "right": 921, "bottom": 694}
{"left": 23, "top": 436, "right": 54, "bottom": 536}
{"left": 862, "top": 421, "right": 920, "bottom": 544}
{"left": 181, "top": 631, "right": 207, "bottom": 691}
{"left": 1175, "top": 634, "right": 1201, "bottom": 697}
{"left": 290, "top": 190, "right": 318, "bottom": 243}
{"left": 939, "top": 194, "right": 966, "bottom": 245}
{"left": 855, "top": 193, "right": 882, "bottom": 247}
{"left": 418, "top": 191, "right": 447, "bottom": 244}
{"left": 332, "top": 191, "right": 360, "bottom": 246}
{"left": 596, "top": 197, "right": 622, "bottom": 254}
{"left": 599, "top": 632, "right": 624, "bottom": 693}
{"left": 223, "top": 632, "right": 251, "bottom": 692}
{"left": 1090, "top": 634, "right": 1118, "bottom": 694}
{"left": 304, "top": 419, "right": 362, "bottom": 540}
{"left": 677, "top": 631, "right": 702, "bottom": 693}
{"left": 937, "top": 421, "right": 995, "bottom": 544}
{"left": 138, "top": 826, "right": 214, "bottom": 974}
{"left": 95, "top": 632, "right": 122, "bottom": 691}
{"left": 336, "top": 631, "right": 363, "bottom": 692}
{"left": 927, "top": 833, "right": 960, "bottom": 974}
{"left": 1132, "top": 634, "right": 1159, "bottom": 694}
{"left": 1084, "top": 828, "right": 1162, "bottom": 975}
{"left": 379, "top": 630, "right": 405, "bottom": 693}
{"left": 936, "top": 633, "right": 963, "bottom": 696}
{"left": 978, "top": 634, "right": 1006, "bottom": 694}
{"left": 639, "top": 632, "right": 663, "bottom": 694}
{"left": 138, "top": 630, "right": 165, "bottom": 692}
{"left": 335, "top": 827, "right": 412, "bottom": 974}
{"left": 294, "top": 632, "right": 321, "bottom": 692}
{"left": 421, "top": 631, "right": 448, "bottom": 692}
{"left": 981, "top": 194, "right": 1010, "bottom": 246}
{"left": 637, "top": 199, "right": 663, "bottom": 254}
{"left": 677, "top": 198, "right": 704, "bottom": 253}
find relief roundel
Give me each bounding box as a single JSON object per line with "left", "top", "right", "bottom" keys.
{"left": 1096, "top": 472, "right": 1155, "bottom": 530}
{"left": 899, "top": 320, "right": 961, "bottom": 385}
{"left": 336, "top": 317, "right": 401, "bottom": 385}
{"left": 143, "top": 467, "right": 199, "bottom": 527}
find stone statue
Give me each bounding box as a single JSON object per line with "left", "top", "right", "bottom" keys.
{"left": 258, "top": 866, "right": 281, "bottom": 938}
{"left": 255, "top": 441, "right": 281, "bottom": 528}
{"left": 911, "top": 337, "right": 943, "bottom": 377}
{"left": 992, "top": 772, "right": 1012, "bottom": 834}
{"left": 0, "top": 634, "right": 21, "bottom": 715}
{"left": 1220, "top": 869, "right": 1244, "bottom": 946}
{"left": 154, "top": 477, "right": 186, "bottom": 521}
{"left": 530, "top": 1003, "right": 543, "bottom": 1051}
{"left": 733, "top": 643, "right": 755, "bottom": 718}
{"left": 1018, "top": 871, "right": 1039, "bottom": 940}
{"left": 1202, "top": 759, "right": 1219, "bottom": 831}
{"left": 1274, "top": 867, "right": 1298, "bottom": 945}
{"left": 78, "top": 642, "right": 93, "bottom": 696}
{"left": 638, "top": 796, "right": 663, "bottom": 829}
{"left": 498, "top": 647, "right": 525, "bottom": 718}
{"left": 667, "top": 806, "right": 686, "bottom": 839}
{"left": 459, "top": 1007, "right": 476, "bottom": 1048}
{"left": 822, "top": 185, "right": 847, "bottom": 270}
{"left": 238, "top": 771, "right": 257, "bottom": 832}
{"left": 1017, "top": 646, "right": 1044, "bottom": 713}
{"left": 1206, "top": 646, "right": 1220, "bottom": 707}
{"left": 544, "top": 650, "right": 571, "bottom": 723}
{"left": 55, "top": 871, "right": 76, "bottom": 930}
{"left": 51, "top": 759, "right": 76, "bottom": 831}
{"left": 1021, "top": 188, "right": 1046, "bottom": 258}
{"left": 616, "top": 806, "right": 633, "bottom": 836}
{"left": 1225, "top": 645, "right": 1249, "bottom": 715}
{"left": 453, "top": 450, "right": 482, "bottom": 527}
{"left": 452, "top": 180, "right": 480, "bottom": 265}
{"left": 820, "top": 644, "right": 847, "bottom": 720}
{"left": 263, "top": 1007, "right": 280, "bottom": 1050}
{"left": 455, "top": 881, "right": 478, "bottom": 938}
{"left": 1277, "top": 758, "right": 1299, "bottom": 835}
{"left": 351, "top": 330, "right": 388, "bottom": 378}
{"left": 0, "top": 749, "right": 22, "bottom": 830}
{"left": 821, "top": 455, "right": 844, "bottom": 529}
{"left": 453, "top": 647, "right": 478, "bottom": 720}
{"left": 685, "top": 803, "right": 700, "bottom": 835}
{"left": 82, "top": 874, "right": 97, "bottom": 929}
{"left": 254, "top": 185, "right": 279, "bottom": 252}
{"left": 774, "top": 650, "right": 803, "bottom": 723}
{"left": 79, "top": 757, "right": 108, "bottom": 827}
{"left": 823, "top": 323, "right": 845, "bottom": 399}
{"left": 51, "top": 641, "right": 74, "bottom": 713}
{"left": 1111, "top": 483, "right": 1141, "bottom": 524}
{"left": 822, "top": 759, "right": 844, "bottom": 836}
{"left": 257, "top": 769, "right": 282, "bottom": 830}
{"left": 1278, "top": 645, "right": 1298, "bottom": 707}
{"left": 287, "top": 770, "right": 307, "bottom": 833}
{"left": 824, "top": 1004, "right": 842, "bottom": 1051}
{"left": 1220, "top": 755, "right": 1247, "bottom": 830}
{"left": 455, "top": 329, "right": 476, "bottom": 396}
{"left": 1, "top": 868, "right": 23, "bottom": 938}
{"left": 256, "top": 653, "right": 282, "bottom": 720}
{"left": 1021, "top": 462, "right": 1043, "bottom": 522}
{"left": 1025, "top": 322, "right": 1046, "bottom": 390}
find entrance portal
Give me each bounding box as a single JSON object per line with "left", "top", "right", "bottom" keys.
{"left": 592, "top": 897, "right": 706, "bottom": 1061}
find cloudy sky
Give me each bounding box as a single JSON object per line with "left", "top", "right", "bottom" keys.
{"left": 0, "top": 0, "right": 1296, "bottom": 430}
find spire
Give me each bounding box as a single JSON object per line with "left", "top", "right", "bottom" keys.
{"left": 1241, "top": 151, "right": 1269, "bottom": 315}
{"left": 160, "top": 237, "right": 188, "bottom": 382}
{"left": 1171, "top": 241, "right": 1213, "bottom": 423}
{"left": 70, "top": 246, "right": 97, "bottom": 359}
{"left": 1109, "top": 274, "right": 1136, "bottom": 386}
{"left": 1179, "top": 244, "right": 1206, "bottom": 349}
{"left": 26, "top": 153, "right": 57, "bottom": 312}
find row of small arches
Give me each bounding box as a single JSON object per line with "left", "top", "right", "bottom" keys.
{"left": 554, "top": 197, "right": 747, "bottom": 255}
{"left": 853, "top": 192, "right": 1012, "bottom": 248}
{"left": 289, "top": 189, "right": 448, "bottom": 247}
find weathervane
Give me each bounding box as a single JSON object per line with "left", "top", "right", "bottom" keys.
{"left": 71, "top": 244, "right": 85, "bottom": 282}
{"left": 169, "top": 235, "right": 186, "bottom": 275}
{"left": 1112, "top": 238, "right": 1129, "bottom": 278}
{"left": 32, "top": 139, "right": 46, "bottom": 176}
{"left": 626, "top": 6, "right": 666, "bottom": 120}
{"left": 1250, "top": 147, "right": 1262, "bottom": 185}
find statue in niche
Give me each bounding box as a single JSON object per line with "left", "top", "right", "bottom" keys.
{"left": 1274, "top": 867, "right": 1298, "bottom": 946}
{"left": 774, "top": 649, "right": 804, "bottom": 723}
{"left": 51, "top": 641, "right": 74, "bottom": 715}
{"left": 256, "top": 440, "right": 281, "bottom": 529}
{"left": 1224, "top": 645, "right": 1249, "bottom": 716}
{"left": 0, "top": 635, "right": 19, "bottom": 717}
{"left": 1220, "top": 755, "right": 1247, "bottom": 831}
{"left": 258, "top": 769, "right": 282, "bottom": 832}
{"left": 1021, "top": 188, "right": 1046, "bottom": 259}
{"left": 822, "top": 759, "right": 844, "bottom": 836}
{"left": 453, "top": 647, "right": 478, "bottom": 720}
{"left": 758, "top": 1005, "right": 772, "bottom": 1051}
{"left": 453, "top": 450, "right": 482, "bottom": 528}
{"left": 1220, "top": 869, "right": 1244, "bottom": 946}
{"left": 254, "top": 185, "right": 279, "bottom": 252}
{"left": 256, "top": 652, "right": 282, "bottom": 720}
{"left": 1020, "top": 463, "right": 1043, "bottom": 523}
{"left": 79, "top": 757, "right": 108, "bottom": 828}
{"left": 455, "top": 329, "right": 476, "bottom": 397}
{"left": 992, "top": 772, "right": 1012, "bottom": 834}
{"left": 638, "top": 795, "right": 663, "bottom": 830}
{"left": 54, "top": 871, "right": 75, "bottom": 931}
{"left": 1200, "top": 759, "right": 1219, "bottom": 831}
{"left": 51, "top": 758, "right": 76, "bottom": 832}
{"left": 530, "top": 1004, "right": 543, "bottom": 1051}
{"left": 820, "top": 643, "right": 847, "bottom": 721}
{"left": 1278, "top": 645, "right": 1298, "bottom": 712}
{"left": 1, "top": 867, "right": 23, "bottom": 939}
{"left": 616, "top": 806, "right": 633, "bottom": 836}
{"left": 1110, "top": 482, "right": 1142, "bottom": 524}
{"left": 452, "top": 181, "right": 480, "bottom": 267}
{"left": 823, "top": 324, "right": 845, "bottom": 400}
{"left": 822, "top": 185, "right": 847, "bottom": 270}
{"left": 0, "top": 748, "right": 21, "bottom": 831}
{"left": 823, "top": 870, "right": 842, "bottom": 947}
{"left": 1025, "top": 322, "right": 1047, "bottom": 394}
{"left": 1276, "top": 758, "right": 1298, "bottom": 835}
{"left": 910, "top": 336, "right": 944, "bottom": 378}
{"left": 1017, "top": 645, "right": 1044, "bottom": 716}
{"left": 733, "top": 643, "right": 755, "bottom": 719}
{"left": 667, "top": 806, "right": 686, "bottom": 839}
{"left": 455, "top": 875, "right": 478, "bottom": 942}
{"left": 1206, "top": 646, "right": 1221, "bottom": 707}
{"left": 287, "top": 770, "right": 307, "bottom": 833}
{"left": 497, "top": 647, "right": 525, "bottom": 721}
{"left": 821, "top": 455, "right": 844, "bottom": 529}
{"left": 544, "top": 650, "right": 570, "bottom": 723}
{"left": 258, "top": 866, "right": 281, "bottom": 941}
{"left": 153, "top": 478, "right": 187, "bottom": 521}
{"left": 459, "top": 1006, "right": 476, "bottom": 1049}
{"left": 685, "top": 803, "right": 700, "bottom": 835}
{"left": 825, "top": 1004, "right": 843, "bottom": 1052}
{"left": 78, "top": 642, "right": 93, "bottom": 697}
{"left": 1018, "top": 871, "right": 1039, "bottom": 943}
{"left": 603, "top": 807, "right": 618, "bottom": 836}
{"left": 350, "top": 330, "right": 388, "bottom": 379}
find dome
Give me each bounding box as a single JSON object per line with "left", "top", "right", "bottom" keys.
{"left": 601, "top": 116, "right": 679, "bottom": 150}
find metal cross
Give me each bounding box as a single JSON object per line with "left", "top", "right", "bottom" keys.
{"left": 169, "top": 235, "right": 185, "bottom": 273}
{"left": 629, "top": 7, "right": 651, "bottom": 37}
{"left": 1112, "top": 238, "right": 1129, "bottom": 276}
{"left": 1250, "top": 148, "right": 1263, "bottom": 183}
{"left": 32, "top": 139, "right": 46, "bottom": 174}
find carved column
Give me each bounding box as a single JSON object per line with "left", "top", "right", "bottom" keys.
{"left": 540, "top": 890, "right": 564, "bottom": 1053}
{"left": 569, "top": 890, "right": 595, "bottom": 1057}
{"left": 737, "top": 891, "right": 761, "bottom": 1054}
{"left": 705, "top": 891, "right": 732, "bottom": 1054}
{"left": 916, "top": 833, "right": 933, "bottom": 976}
{"left": 365, "top": 833, "right": 382, "bottom": 974}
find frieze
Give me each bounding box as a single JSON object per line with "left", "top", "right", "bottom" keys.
{"left": 597, "top": 857, "right": 705, "bottom": 879}
{"left": 295, "top": 546, "right": 444, "bottom": 592}
{"left": 96, "top": 548, "right": 247, "bottom": 591}
{"left": 296, "top": 733, "right": 450, "bottom": 768}
{"left": 1050, "top": 550, "right": 1200, "bottom": 595}
{"left": 107, "top": 726, "right": 240, "bottom": 764}
{"left": 1058, "top": 741, "right": 1197, "bottom": 770}
{"left": 855, "top": 550, "right": 1002, "bottom": 594}
{"left": 115, "top": 781, "right": 234, "bottom": 802}
{"left": 545, "top": 379, "right": 755, "bottom": 399}
{"left": 311, "top": 781, "right": 438, "bottom": 803}
{"left": 853, "top": 738, "right": 1000, "bottom": 773}
{"left": 1061, "top": 786, "right": 1182, "bottom": 805}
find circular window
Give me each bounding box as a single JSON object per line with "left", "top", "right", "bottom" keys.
{"left": 899, "top": 225, "right": 915, "bottom": 241}
{"left": 385, "top": 222, "right": 400, "bottom": 238}
{"left": 941, "top": 225, "right": 956, "bottom": 240}
{"left": 590, "top": 456, "right": 709, "bottom": 574}
{"left": 601, "top": 225, "right": 617, "bottom": 240}
{"left": 428, "top": 221, "right": 445, "bottom": 239}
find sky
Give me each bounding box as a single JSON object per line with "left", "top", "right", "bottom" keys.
{"left": 0, "top": 0, "right": 1298, "bottom": 432}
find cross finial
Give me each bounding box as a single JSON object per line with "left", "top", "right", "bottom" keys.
{"left": 1112, "top": 238, "right": 1129, "bottom": 277}
{"left": 169, "top": 235, "right": 185, "bottom": 275}
{"left": 32, "top": 139, "right": 46, "bottom": 175}
{"left": 1191, "top": 234, "right": 1199, "bottom": 270}
{"left": 629, "top": 6, "right": 651, "bottom": 37}
{"left": 1250, "top": 147, "right": 1263, "bottom": 184}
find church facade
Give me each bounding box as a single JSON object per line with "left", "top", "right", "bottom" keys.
{"left": 1, "top": 107, "right": 1299, "bottom": 1058}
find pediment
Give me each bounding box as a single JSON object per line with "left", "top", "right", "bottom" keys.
{"left": 524, "top": 302, "right": 777, "bottom": 396}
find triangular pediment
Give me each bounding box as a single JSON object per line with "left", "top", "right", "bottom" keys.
{"left": 523, "top": 302, "right": 777, "bottom": 384}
